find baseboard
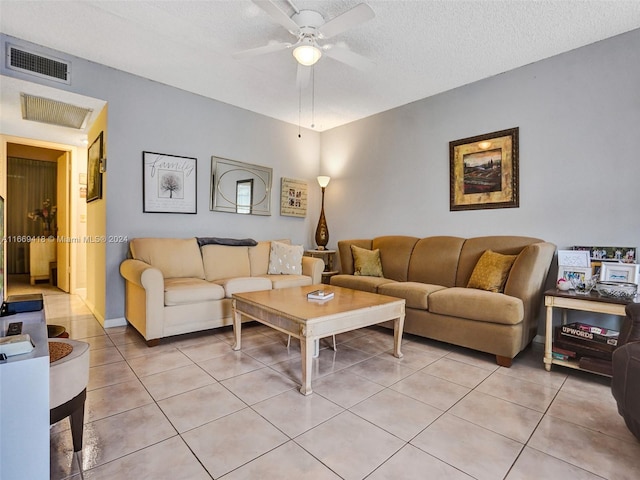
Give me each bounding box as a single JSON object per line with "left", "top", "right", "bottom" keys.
{"left": 104, "top": 317, "right": 127, "bottom": 328}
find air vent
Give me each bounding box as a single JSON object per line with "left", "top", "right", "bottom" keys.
{"left": 20, "top": 93, "right": 93, "bottom": 129}
{"left": 7, "top": 44, "right": 71, "bottom": 84}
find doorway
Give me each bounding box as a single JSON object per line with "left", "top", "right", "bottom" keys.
{"left": 4, "top": 140, "right": 86, "bottom": 298}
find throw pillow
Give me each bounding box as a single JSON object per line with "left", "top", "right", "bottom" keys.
{"left": 351, "top": 245, "right": 384, "bottom": 277}
{"left": 467, "top": 250, "right": 517, "bottom": 293}
{"left": 268, "top": 241, "right": 303, "bottom": 275}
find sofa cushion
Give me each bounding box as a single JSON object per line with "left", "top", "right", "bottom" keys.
{"left": 202, "top": 245, "right": 250, "bottom": 281}
{"left": 352, "top": 245, "right": 384, "bottom": 277}
{"left": 164, "top": 277, "right": 225, "bottom": 306}
{"left": 249, "top": 241, "right": 271, "bottom": 276}
{"left": 261, "top": 274, "right": 313, "bottom": 289}
{"left": 214, "top": 277, "right": 272, "bottom": 298}
{"left": 130, "top": 238, "right": 205, "bottom": 279}
{"left": 467, "top": 250, "right": 517, "bottom": 293}
{"left": 378, "top": 282, "right": 446, "bottom": 309}
{"left": 268, "top": 241, "right": 303, "bottom": 275}
{"left": 330, "top": 274, "right": 395, "bottom": 293}
{"left": 428, "top": 287, "right": 524, "bottom": 325}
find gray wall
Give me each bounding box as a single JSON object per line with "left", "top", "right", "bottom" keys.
{"left": 320, "top": 28, "right": 640, "bottom": 251}
{"left": 1, "top": 34, "right": 322, "bottom": 321}
{"left": 3, "top": 29, "right": 640, "bottom": 326}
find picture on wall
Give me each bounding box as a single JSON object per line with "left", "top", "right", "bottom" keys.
{"left": 143, "top": 151, "right": 197, "bottom": 213}
{"left": 87, "top": 132, "right": 103, "bottom": 203}
{"left": 280, "top": 177, "right": 308, "bottom": 217}
{"left": 449, "top": 127, "right": 519, "bottom": 211}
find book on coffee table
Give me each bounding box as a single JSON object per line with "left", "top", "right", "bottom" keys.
{"left": 307, "top": 289, "right": 334, "bottom": 301}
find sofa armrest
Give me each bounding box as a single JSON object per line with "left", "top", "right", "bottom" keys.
{"left": 120, "top": 259, "right": 165, "bottom": 341}
{"left": 503, "top": 242, "right": 556, "bottom": 342}
{"left": 302, "top": 256, "right": 324, "bottom": 284}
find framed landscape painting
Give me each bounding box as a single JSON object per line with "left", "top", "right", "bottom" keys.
{"left": 449, "top": 127, "right": 519, "bottom": 211}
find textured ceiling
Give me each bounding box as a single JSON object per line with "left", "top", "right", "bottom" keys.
{"left": 1, "top": 0, "right": 640, "bottom": 133}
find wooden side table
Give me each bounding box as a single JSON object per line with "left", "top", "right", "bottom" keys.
{"left": 543, "top": 289, "right": 635, "bottom": 375}
{"left": 304, "top": 249, "right": 339, "bottom": 284}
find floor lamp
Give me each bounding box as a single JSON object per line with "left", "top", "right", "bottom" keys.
{"left": 315, "top": 176, "right": 330, "bottom": 250}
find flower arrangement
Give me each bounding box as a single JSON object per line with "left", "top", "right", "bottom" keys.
{"left": 27, "top": 199, "right": 57, "bottom": 235}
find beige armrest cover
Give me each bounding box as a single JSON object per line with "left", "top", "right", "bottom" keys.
{"left": 302, "top": 256, "right": 324, "bottom": 284}
{"left": 120, "top": 259, "right": 164, "bottom": 341}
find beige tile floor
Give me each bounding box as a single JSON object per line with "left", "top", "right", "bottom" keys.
{"left": 16, "top": 280, "right": 640, "bottom": 480}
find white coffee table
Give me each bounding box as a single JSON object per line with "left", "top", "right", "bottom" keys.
{"left": 232, "top": 285, "right": 405, "bottom": 395}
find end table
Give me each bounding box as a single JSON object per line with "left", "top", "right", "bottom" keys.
{"left": 304, "top": 249, "right": 339, "bottom": 284}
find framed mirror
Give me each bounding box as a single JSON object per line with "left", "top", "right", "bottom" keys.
{"left": 210, "top": 157, "right": 272, "bottom": 215}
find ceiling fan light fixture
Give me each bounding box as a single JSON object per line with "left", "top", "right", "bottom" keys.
{"left": 293, "top": 44, "right": 322, "bottom": 66}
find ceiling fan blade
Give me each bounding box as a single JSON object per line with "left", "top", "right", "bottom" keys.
{"left": 296, "top": 63, "right": 311, "bottom": 89}
{"left": 233, "top": 42, "right": 292, "bottom": 59}
{"left": 323, "top": 45, "right": 374, "bottom": 71}
{"left": 252, "top": 0, "right": 300, "bottom": 34}
{"left": 317, "top": 3, "right": 375, "bottom": 39}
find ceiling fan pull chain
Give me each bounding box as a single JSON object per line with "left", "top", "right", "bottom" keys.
{"left": 298, "top": 82, "right": 302, "bottom": 138}
{"left": 311, "top": 65, "right": 315, "bottom": 129}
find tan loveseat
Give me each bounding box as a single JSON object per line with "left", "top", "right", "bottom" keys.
{"left": 119, "top": 238, "right": 324, "bottom": 346}
{"left": 331, "top": 236, "right": 555, "bottom": 366}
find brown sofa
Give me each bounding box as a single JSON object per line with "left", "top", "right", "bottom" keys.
{"left": 612, "top": 303, "right": 640, "bottom": 441}
{"left": 331, "top": 235, "right": 555, "bottom": 366}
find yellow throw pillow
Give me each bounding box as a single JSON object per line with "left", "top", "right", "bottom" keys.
{"left": 351, "top": 245, "right": 384, "bottom": 277}
{"left": 467, "top": 250, "right": 517, "bottom": 293}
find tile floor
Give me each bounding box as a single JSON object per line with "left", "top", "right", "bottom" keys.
{"left": 23, "top": 284, "right": 640, "bottom": 479}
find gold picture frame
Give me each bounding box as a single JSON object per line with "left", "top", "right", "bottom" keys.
{"left": 449, "top": 127, "right": 519, "bottom": 211}
{"left": 280, "top": 177, "right": 307, "bottom": 217}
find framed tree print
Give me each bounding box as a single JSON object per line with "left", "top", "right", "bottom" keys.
{"left": 450, "top": 127, "right": 519, "bottom": 211}
{"left": 143, "top": 151, "right": 197, "bottom": 213}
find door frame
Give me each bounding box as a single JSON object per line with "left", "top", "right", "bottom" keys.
{"left": 1, "top": 135, "right": 84, "bottom": 294}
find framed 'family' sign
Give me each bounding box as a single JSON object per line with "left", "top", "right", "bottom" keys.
{"left": 143, "top": 151, "right": 197, "bottom": 213}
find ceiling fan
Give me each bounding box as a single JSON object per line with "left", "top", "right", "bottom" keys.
{"left": 234, "top": 0, "right": 375, "bottom": 88}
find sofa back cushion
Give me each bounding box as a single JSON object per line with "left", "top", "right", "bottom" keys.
{"left": 408, "top": 236, "right": 465, "bottom": 287}
{"left": 456, "top": 236, "right": 544, "bottom": 287}
{"left": 202, "top": 245, "right": 250, "bottom": 281}
{"left": 249, "top": 241, "right": 271, "bottom": 276}
{"left": 129, "top": 238, "right": 205, "bottom": 279}
{"left": 337, "top": 239, "right": 373, "bottom": 275}
{"left": 371, "top": 236, "right": 420, "bottom": 282}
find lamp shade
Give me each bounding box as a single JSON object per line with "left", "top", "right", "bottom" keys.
{"left": 293, "top": 44, "right": 322, "bottom": 66}
{"left": 317, "top": 176, "right": 331, "bottom": 188}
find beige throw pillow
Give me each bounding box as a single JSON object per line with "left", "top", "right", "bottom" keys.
{"left": 467, "top": 250, "right": 517, "bottom": 293}
{"left": 351, "top": 245, "right": 384, "bottom": 277}
{"left": 268, "top": 241, "right": 303, "bottom": 275}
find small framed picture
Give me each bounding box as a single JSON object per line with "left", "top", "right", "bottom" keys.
{"left": 599, "top": 263, "right": 639, "bottom": 283}
{"left": 558, "top": 266, "right": 592, "bottom": 283}
{"left": 143, "top": 151, "right": 197, "bottom": 214}
{"left": 558, "top": 250, "right": 591, "bottom": 268}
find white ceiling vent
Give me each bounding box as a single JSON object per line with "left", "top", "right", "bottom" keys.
{"left": 20, "top": 93, "right": 93, "bottom": 129}
{"left": 7, "top": 44, "right": 71, "bottom": 84}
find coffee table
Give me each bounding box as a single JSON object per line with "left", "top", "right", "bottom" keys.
{"left": 232, "top": 285, "right": 406, "bottom": 395}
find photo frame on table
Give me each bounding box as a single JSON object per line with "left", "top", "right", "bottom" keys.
{"left": 558, "top": 266, "right": 592, "bottom": 283}
{"left": 143, "top": 151, "right": 197, "bottom": 213}
{"left": 449, "top": 127, "right": 519, "bottom": 211}
{"left": 87, "top": 132, "right": 103, "bottom": 203}
{"left": 280, "top": 177, "right": 307, "bottom": 217}
{"left": 558, "top": 250, "right": 591, "bottom": 268}
{"left": 599, "top": 263, "right": 639, "bottom": 284}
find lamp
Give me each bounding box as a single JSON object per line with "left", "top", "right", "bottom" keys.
{"left": 315, "top": 176, "right": 330, "bottom": 250}
{"left": 293, "top": 38, "right": 322, "bottom": 66}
